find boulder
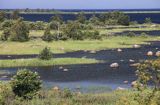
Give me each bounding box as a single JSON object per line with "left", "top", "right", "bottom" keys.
{"left": 130, "top": 63, "right": 140, "bottom": 67}
{"left": 59, "top": 66, "right": 63, "bottom": 69}
{"left": 116, "top": 87, "right": 126, "bottom": 90}
{"left": 129, "top": 59, "right": 135, "bottom": 63}
{"left": 60, "top": 47, "right": 64, "bottom": 50}
{"left": 53, "top": 86, "right": 60, "bottom": 91}
{"left": 90, "top": 50, "right": 96, "bottom": 54}
{"left": 117, "top": 48, "right": 122, "bottom": 52}
{"left": 123, "top": 81, "right": 128, "bottom": 84}
{"left": 133, "top": 44, "right": 141, "bottom": 48}
{"left": 131, "top": 81, "right": 137, "bottom": 87}
{"left": 110, "top": 63, "right": 119, "bottom": 68}
{"left": 131, "top": 81, "right": 143, "bottom": 88}
{"left": 155, "top": 51, "right": 160, "bottom": 57}
{"left": 63, "top": 69, "right": 68, "bottom": 72}
{"left": 147, "top": 51, "right": 153, "bottom": 56}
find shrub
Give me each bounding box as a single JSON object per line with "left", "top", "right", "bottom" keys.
{"left": 61, "top": 88, "right": 73, "bottom": 98}
{"left": 10, "top": 69, "right": 42, "bottom": 99}
{"left": 0, "top": 82, "right": 14, "bottom": 105}
{"left": 140, "top": 32, "right": 148, "bottom": 38}
{"left": 39, "top": 47, "right": 53, "bottom": 60}
{"left": 9, "top": 18, "right": 29, "bottom": 42}
{"left": 1, "top": 28, "right": 10, "bottom": 41}
{"left": 126, "top": 32, "right": 136, "bottom": 37}
{"left": 42, "top": 27, "right": 53, "bottom": 42}
{"left": 84, "top": 30, "right": 101, "bottom": 40}
{"left": 1, "top": 20, "right": 13, "bottom": 29}
{"left": 145, "top": 18, "right": 152, "bottom": 24}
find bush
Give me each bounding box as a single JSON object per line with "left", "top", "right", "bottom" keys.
{"left": 39, "top": 47, "right": 53, "bottom": 60}
{"left": 126, "top": 32, "right": 136, "bottom": 37}
{"left": 145, "top": 18, "right": 152, "bottom": 24}
{"left": 9, "top": 18, "right": 29, "bottom": 42}
{"left": 84, "top": 30, "right": 101, "bottom": 40}
{"left": 42, "top": 27, "right": 53, "bottom": 42}
{"left": 1, "top": 28, "right": 10, "bottom": 41}
{"left": 61, "top": 88, "right": 73, "bottom": 98}
{"left": 140, "top": 32, "right": 148, "bottom": 38}
{"left": 1, "top": 20, "right": 13, "bottom": 29}
{"left": 10, "top": 69, "right": 42, "bottom": 99}
{"left": 0, "top": 82, "right": 14, "bottom": 105}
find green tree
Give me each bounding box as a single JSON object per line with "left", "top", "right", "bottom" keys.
{"left": 1, "top": 20, "right": 13, "bottom": 29}
{"left": 10, "top": 69, "right": 42, "bottom": 99}
{"left": 10, "top": 10, "right": 19, "bottom": 20}
{"left": 63, "top": 21, "right": 83, "bottom": 40}
{"left": 9, "top": 18, "right": 29, "bottom": 41}
{"left": 145, "top": 18, "right": 152, "bottom": 24}
{"left": 89, "top": 15, "right": 99, "bottom": 25}
{"left": 39, "top": 47, "right": 53, "bottom": 60}
{"left": 42, "top": 27, "right": 53, "bottom": 42}
{"left": 76, "top": 12, "right": 86, "bottom": 24}
{"left": 1, "top": 28, "right": 10, "bottom": 41}
{"left": 50, "top": 14, "right": 63, "bottom": 24}
{"left": 0, "top": 11, "right": 6, "bottom": 22}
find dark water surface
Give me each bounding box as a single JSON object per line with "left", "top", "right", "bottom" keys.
{"left": 17, "top": 13, "right": 160, "bottom": 23}
{"left": 0, "top": 41, "right": 160, "bottom": 92}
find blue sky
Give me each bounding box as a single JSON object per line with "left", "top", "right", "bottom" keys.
{"left": 0, "top": 0, "right": 160, "bottom": 9}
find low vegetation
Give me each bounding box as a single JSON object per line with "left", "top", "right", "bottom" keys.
{"left": 0, "top": 36, "right": 159, "bottom": 55}
{"left": 0, "top": 58, "right": 101, "bottom": 68}
{"left": 0, "top": 58, "right": 160, "bottom": 105}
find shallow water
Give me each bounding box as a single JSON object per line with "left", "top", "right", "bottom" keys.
{"left": 0, "top": 41, "right": 160, "bottom": 92}
{"left": 10, "top": 13, "right": 160, "bottom": 23}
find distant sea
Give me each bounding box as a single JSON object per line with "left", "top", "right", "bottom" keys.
{"left": 57, "top": 9, "right": 160, "bottom": 12}
{"left": 5, "top": 9, "right": 160, "bottom": 23}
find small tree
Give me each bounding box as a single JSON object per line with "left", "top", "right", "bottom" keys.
{"left": 10, "top": 69, "right": 42, "bottom": 99}
{"left": 39, "top": 47, "right": 53, "bottom": 60}
{"left": 9, "top": 18, "right": 29, "bottom": 41}
{"left": 145, "top": 18, "right": 152, "bottom": 24}
{"left": 76, "top": 12, "right": 86, "bottom": 24}
{"left": 42, "top": 27, "right": 53, "bottom": 42}
{"left": 1, "top": 28, "right": 10, "bottom": 41}
{"left": 0, "top": 11, "right": 6, "bottom": 22}
{"left": 10, "top": 10, "right": 19, "bottom": 20}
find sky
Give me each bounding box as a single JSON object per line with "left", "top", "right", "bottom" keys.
{"left": 0, "top": 0, "right": 160, "bottom": 9}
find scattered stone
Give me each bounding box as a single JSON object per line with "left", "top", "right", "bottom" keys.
{"left": 60, "top": 47, "right": 64, "bottom": 50}
{"left": 120, "top": 59, "right": 124, "bottom": 62}
{"left": 110, "top": 63, "right": 119, "bottom": 68}
{"left": 1, "top": 75, "right": 8, "bottom": 78}
{"left": 81, "top": 56, "right": 86, "bottom": 59}
{"left": 63, "top": 69, "right": 68, "bottom": 72}
{"left": 123, "top": 81, "right": 128, "bottom": 84}
{"left": 116, "top": 87, "right": 126, "bottom": 90}
{"left": 76, "top": 91, "right": 82, "bottom": 95}
{"left": 147, "top": 51, "right": 153, "bottom": 56}
{"left": 133, "top": 44, "right": 141, "bottom": 48}
{"left": 90, "top": 50, "right": 96, "bottom": 54}
{"left": 131, "top": 81, "right": 137, "bottom": 87}
{"left": 59, "top": 66, "right": 63, "bottom": 69}
{"left": 155, "top": 51, "right": 160, "bottom": 57}
{"left": 117, "top": 48, "right": 122, "bottom": 52}
{"left": 131, "top": 81, "right": 143, "bottom": 88}
{"left": 129, "top": 59, "right": 135, "bottom": 63}
{"left": 7, "top": 56, "right": 11, "bottom": 58}
{"left": 130, "top": 63, "right": 140, "bottom": 67}
{"left": 53, "top": 86, "right": 60, "bottom": 91}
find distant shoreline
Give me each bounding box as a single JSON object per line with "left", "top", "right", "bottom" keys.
{"left": 4, "top": 11, "right": 160, "bottom": 14}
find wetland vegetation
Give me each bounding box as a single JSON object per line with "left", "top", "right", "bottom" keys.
{"left": 0, "top": 9, "right": 160, "bottom": 105}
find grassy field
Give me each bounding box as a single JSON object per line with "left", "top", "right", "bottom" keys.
{"left": 0, "top": 36, "right": 159, "bottom": 55}
{"left": 0, "top": 58, "right": 101, "bottom": 68}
